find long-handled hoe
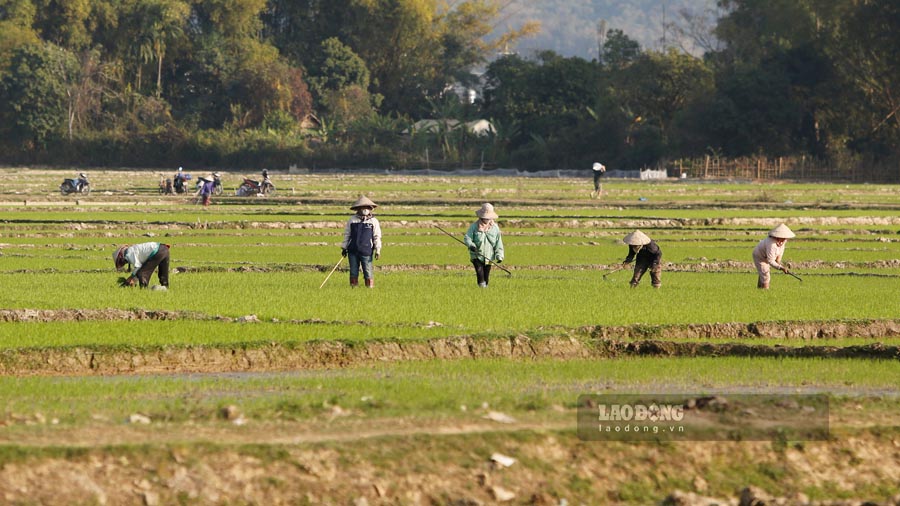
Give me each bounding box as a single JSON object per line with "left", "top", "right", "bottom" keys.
{"left": 601, "top": 264, "right": 625, "bottom": 281}
{"left": 785, "top": 270, "right": 803, "bottom": 282}
{"left": 434, "top": 225, "right": 512, "bottom": 277}
{"left": 319, "top": 256, "right": 345, "bottom": 288}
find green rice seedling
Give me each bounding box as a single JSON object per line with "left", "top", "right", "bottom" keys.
{"left": 0, "top": 357, "right": 897, "bottom": 427}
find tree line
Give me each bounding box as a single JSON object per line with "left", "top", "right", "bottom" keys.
{"left": 0, "top": 0, "right": 897, "bottom": 174}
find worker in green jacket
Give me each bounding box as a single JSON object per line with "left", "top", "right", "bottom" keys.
{"left": 463, "top": 203, "right": 505, "bottom": 288}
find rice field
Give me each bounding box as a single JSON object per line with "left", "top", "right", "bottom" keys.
{"left": 1, "top": 167, "right": 899, "bottom": 504}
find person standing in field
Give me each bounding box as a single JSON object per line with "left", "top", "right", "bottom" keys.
{"left": 464, "top": 203, "right": 505, "bottom": 288}
{"left": 622, "top": 230, "right": 662, "bottom": 288}
{"left": 196, "top": 174, "right": 214, "bottom": 206}
{"left": 752, "top": 223, "right": 795, "bottom": 289}
{"left": 591, "top": 162, "right": 606, "bottom": 199}
{"left": 341, "top": 196, "right": 382, "bottom": 288}
{"left": 113, "top": 242, "right": 170, "bottom": 288}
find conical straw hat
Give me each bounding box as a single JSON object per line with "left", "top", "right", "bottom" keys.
{"left": 350, "top": 195, "right": 378, "bottom": 210}
{"left": 113, "top": 245, "right": 129, "bottom": 269}
{"left": 768, "top": 223, "right": 795, "bottom": 239}
{"left": 623, "top": 230, "right": 651, "bottom": 246}
{"left": 475, "top": 203, "right": 498, "bottom": 219}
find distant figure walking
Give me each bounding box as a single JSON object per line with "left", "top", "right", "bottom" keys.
{"left": 464, "top": 203, "right": 505, "bottom": 288}
{"left": 752, "top": 224, "right": 795, "bottom": 289}
{"left": 591, "top": 162, "right": 606, "bottom": 199}
{"left": 622, "top": 230, "right": 662, "bottom": 288}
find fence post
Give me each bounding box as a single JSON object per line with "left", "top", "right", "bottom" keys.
{"left": 704, "top": 155, "right": 710, "bottom": 178}
{"left": 756, "top": 158, "right": 761, "bottom": 180}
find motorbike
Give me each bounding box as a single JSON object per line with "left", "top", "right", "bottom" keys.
{"left": 236, "top": 177, "right": 275, "bottom": 196}
{"left": 212, "top": 173, "right": 224, "bottom": 196}
{"left": 60, "top": 176, "right": 90, "bottom": 195}
{"left": 173, "top": 173, "right": 191, "bottom": 194}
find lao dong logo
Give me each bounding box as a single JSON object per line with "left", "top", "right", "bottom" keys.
{"left": 597, "top": 403, "right": 684, "bottom": 422}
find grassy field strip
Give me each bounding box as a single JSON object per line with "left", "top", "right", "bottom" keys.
{"left": 1, "top": 358, "right": 898, "bottom": 428}
{"left": 2, "top": 270, "right": 898, "bottom": 324}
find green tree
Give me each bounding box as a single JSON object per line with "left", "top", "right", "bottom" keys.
{"left": 130, "top": 0, "right": 188, "bottom": 97}
{"left": 31, "top": 0, "right": 92, "bottom": 50}
{"left": 615, "top": 49, "right": 714, "bottom": 141}
{"left": 482, "top": 52, "right": 631, "bottom": 169}
{"left": 262, "top": 0, "right": 537, "bottom": 117}
{"left": 191, "top": 0, "right": 267, "bottom": 37}
{"left": 306, "top": 37, "right": 370, "bottom": 99}
{"left": 0, "top": 0, "right": 39, "bottom": 70}
{"left": 600, "top": 29, "right": 640, "bottom": 69}
{"left": 0, "top": 42, "right": 78, "bottom": 146}
{"left": 831, "top": 0, "right": 900, "bottom": 157}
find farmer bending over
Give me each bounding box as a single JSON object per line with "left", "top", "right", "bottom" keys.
{"left": 113, "top": 242, "right": 170, "bottom": 288}
{"left": 752, "top": 223, "right": 795, "bottom": 289}
{"left": 464, "top": 203, "right": 505, "bottom": 288}
{"left": 622, "top": 230, "right": 662, "bottom": 288}
{"left": 341, "top": 196, "right": 382, "bottom": 288}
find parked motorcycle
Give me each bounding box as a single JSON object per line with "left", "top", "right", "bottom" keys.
{"left": 235, "top": 177, "right": 275, "bottom": 196}
{"left": 60, "top": 174, "right": 90, "bottom": 195}
{"left": 212, "top": 173, "right": 223, "bottom": 196}
{"left": 173, "top": 172, "right": 191, "bottom": 194}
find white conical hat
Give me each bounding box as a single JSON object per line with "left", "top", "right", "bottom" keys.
{"left": 623, "top": 230, "right": 651, "bottom": 246}
{"left": 350, "top": 195, "right": 378, "bottom": 210}
{"left": 113, "top": 245, "right": 129, "bottom": 269}
{"left": 475, "top": 203, "right": 498, "bottom": 219}
{"left": 768, "top": 223, "right": 795, "bottom": 239}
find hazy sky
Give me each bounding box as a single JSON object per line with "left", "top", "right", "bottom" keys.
{"left": 496, "top": 0, "right": 722, "bottom": 59}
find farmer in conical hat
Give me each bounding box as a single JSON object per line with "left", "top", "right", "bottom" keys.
{"left": 463, "top": 203, "right": 504, "bottom": 287}
{"left": 752, "top": 223, "right": 795, "bottom": 289}
{"left": 622, "top": 230, "right": 662, "bottom": 288}
{"left": 591, "top": 162, "right": 606, "bottom": 199}
{"left": 113, "top": 242, "right": 170, "bottom": 288}
{"left": 196, "top": 173, "right": 215, "bottom": 207}
{"left": 340, "top": 195, "right": 382, "bottom": 288}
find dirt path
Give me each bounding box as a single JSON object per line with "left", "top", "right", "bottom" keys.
{"left": 1, "top": 414, "right": 898, "bottom": 506}
{"left": 0, "top": 415, "right": 573, "bottom": 448}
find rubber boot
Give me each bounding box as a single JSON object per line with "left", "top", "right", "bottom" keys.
{"left": 365, "top": 278, "right": 374, "bottom": 288}
{"left": 350, "top": 277, "right": 359, "bottom": 288}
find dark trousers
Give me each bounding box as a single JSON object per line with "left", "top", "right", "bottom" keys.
{"left": 593, "top": 172, "right": 603, "bottom": 190}
{"left": 136, "top": 245, "right": 170, "bottom": 287}
{"left": 472, "top": 259, "right": 492, "bottom": 286}
{"left": 630, "top": 260, "right": 661, "bottom": 288}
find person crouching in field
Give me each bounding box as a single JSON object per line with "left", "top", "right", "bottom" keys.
{"left": 341, "top": 196, "right": 382, "bottom": 288}
{"left": 622, "top": 230, "right": 662, "bottom": 288}
{"left": 113, "top": 242, "right": 170, "bottom": 288}
{"left": 464, "top": 203, "right": 505, "bottom": 288}
{"left": 753, "top": 223, "right": 795, "bottom": 289}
